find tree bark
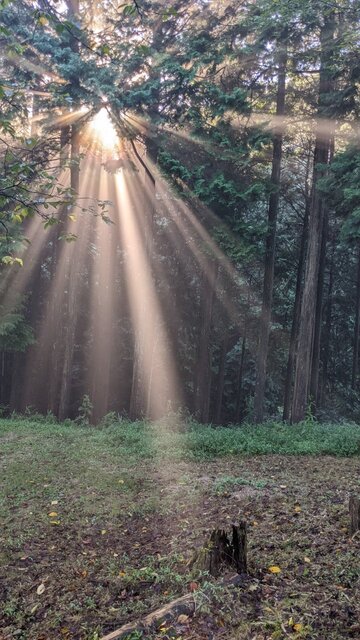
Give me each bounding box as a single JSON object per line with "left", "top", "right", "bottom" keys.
{"left": 349, "top": 495, "right": 360, "bottom": 535}
{"left": 235, "top": 333, "right": 247, "bottom": 424}
{"left": 351, "top": 244, "right": 360, "bottom": 389}
{"left": 58, "top": 124, "right": 81, "bottom": 420}
{"left": 291, "top": 13, "right": 335, "bottom": 423}
{"left": 214, "top": 330, "right": 229, "bottom": 424}
{"left": 319, "top": 241, "right": 334, "bottom": 406}
{"left": 254, "top": 39, "right": 287, "bottom": 423}
{"left": 283, "top": 203, "right": 309, "bottom": 421}
{"left": 129, "top": 153, "right": 157, "bottom": 420}
{"left": 310, "top": 141, "right": 334, "bottom": 410}
{"left": 194, "top": 260, "right": 218, "bottom": 423}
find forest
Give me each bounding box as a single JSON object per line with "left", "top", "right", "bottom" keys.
{"left": 0, "top": 1, "right": 360, "bottom": 639}
{"left": 1, "top": 0, "right": 360, "bottom": 425}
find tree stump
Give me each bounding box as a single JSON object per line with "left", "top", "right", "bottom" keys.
{"left": 349, "top": 495, "right": 360, "bottom": 535}
{"left": 191, "top": 520, "right": 247, "bottom": 577}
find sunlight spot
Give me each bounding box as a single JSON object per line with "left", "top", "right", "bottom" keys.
{"left": 90, "top": 108, "right": 119, "bottom": 150}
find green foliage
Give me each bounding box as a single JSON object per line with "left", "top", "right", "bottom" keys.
{"left": 75, "top": 395, "right": 93, "bottom": 427}
{"left": 0, "top": 303, "right": 34, "bottom": 352}
{"left": 322, "top": 146, "right": 360, "bottom": 241}
{"left": 3, "top": 416, "right": 359, "bottom": 459}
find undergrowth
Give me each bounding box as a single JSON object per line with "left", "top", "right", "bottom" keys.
{"left": 0, "top": 414, "right": 359, "bottom": 459}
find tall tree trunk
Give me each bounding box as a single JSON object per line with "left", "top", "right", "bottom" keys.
{"left": 235, "top": 333, "right": 247, "bottom": 424}
{"left": 283, "top": 201, "right": 309, "bottom": 421}
{"left": 214, "top": 330, "right": 229, "bottom": 425}
{"left": 58, "top": 124, "right": 81, "bottom": 420}
{"left": 320, "top": 242, "right": 334, "bottom": 405}
{"left": 194, "top": 260, "right": 218, "bottom": 423}
{"left": 129, "top": 154, "right": 157, "bottom": 419}
{"left": 291, "top": 13, "right": 336, "bottom": 423}
{"left": 308, "top": 204, "right": 327, "bottom": 409}
{"left": 254, "top": 39, "right": 287, "bottom": 423}
{"left": 351, "top": 243, "right": 360, "bottom": 390}
{"left": 309, "top": 141, "right": 334, "bottom": 410}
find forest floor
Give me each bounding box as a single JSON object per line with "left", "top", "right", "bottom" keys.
{"left": 0, "top": 417, "right": 359, "bottom": 640}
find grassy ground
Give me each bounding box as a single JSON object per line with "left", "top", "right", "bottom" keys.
{"left": 0, "top": 416, "right": 359, "bottom": 639}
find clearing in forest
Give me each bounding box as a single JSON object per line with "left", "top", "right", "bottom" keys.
{"left": 0, "top": 417, "right": 359, "bottom": 639}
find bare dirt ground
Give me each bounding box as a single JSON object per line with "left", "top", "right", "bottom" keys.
{"left": 1, "top": 444, "right": 359, "bottom": 640}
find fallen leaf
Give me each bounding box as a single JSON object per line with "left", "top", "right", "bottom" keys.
{"left": 101, "top": 529, "right": 107, "bottom": 535}
{"left": 189, "top": 581, "right": 199, "bottom": 592}
{"left": 48, "top": 512, "right": 58, "bottom": 517}
{"left": 304, "top": 556, "right": 311, "bottom": 563}
{"left": 36, "top": 583, "right": 45, "bottom": 595}
{"left": 119, "top": 571, "right": 126, "bottom": 577}
{"left": 177, "top": 614, "right": 189, "bottom": 624}
{"left": 294, "top": 505, "right": 302, "bottom": 513}
{"left": 268, "top": 565, "right": 281, "bottom": 574}
{"left": 293, "top": 623, "right": 303, "bottom": 632}
{"left": 51, "top": 500, "right": 58, "bottom": 505}
{"left": 50, "top": 520, "right": 60, "bottom": 525}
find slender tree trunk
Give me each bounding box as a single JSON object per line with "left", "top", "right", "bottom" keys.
{"left": 291, "top": 13, "right": 335, "bottom": 423}
{"left": 254, "top": 39, "right": 287, "bottom": 423}
{"left": 58, "top": 124, "right": 81, "bottom": 420}
{"left": 194, "top": 260, "right": 218, "bottom": 423}
{"left": 214, "top": 330, "right": 229, "bottom": 424}
{"left": 308, "top": 203, "right": 327, "bottom": 408}
{"left": 309, "top": 141, "right": 334, "bottom": 410}
{"left": 320, "top": 244, "right": 334, "bottom": 405}
{"left": 283, "top": 202, "right": 309, "bottom": 421}
{"left": 235, "top": 333, "right": 247, "bottom": 424}
{"left": 129, "top": 153, "right": 157, "bottom": 419}
{"left": 351, "top": 244, "right": 360, "bottom": 389}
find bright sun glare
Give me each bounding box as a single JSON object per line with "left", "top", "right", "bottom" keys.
{"left": 90, "top": 107, "right": 118, "bottom": 150}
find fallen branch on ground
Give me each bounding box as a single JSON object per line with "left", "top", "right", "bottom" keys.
{"left": 100, "top": 573, "right": 252, "bottom": 640}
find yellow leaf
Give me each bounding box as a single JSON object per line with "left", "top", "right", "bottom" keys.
{"left": 101, "top": 529, "right": 107, "bottom": 535}
{"left": 119, "top": 571, "right": 126, "bottom": 577}
{"left": 118, "top": 479, "right": 124, "bottom": 484}
{"left": 294, "top": 505, "right": 301, "bottom": 513}
{"left": 293, "top": 623, "right": 303, "bottom": 632}
{"left": 177, "top": 614, "right": 189, "bottom": 624}
{"left": 304, "top": 556, "right": 311, "bottom": 563}
{"left": 51, "top": 500, "right": 58, "bottom": 505}
{"left": 50, "top": 520, "right": 60, "bottom": 525}
{"left": 36, "top": 583, "right": 45, "bottom": 595}
{"left": 268, "top": 565, "right": 281, "bottom": 574}
{"left": 48, "top": 511, "right": 58, "bottom": 517}
{"left": 38, "top": 16, "right": 48, "bottom": 26}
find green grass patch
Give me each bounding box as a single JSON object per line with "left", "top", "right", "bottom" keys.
{"left": 0, "top": 416, "right": 360, "bottom": 468}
